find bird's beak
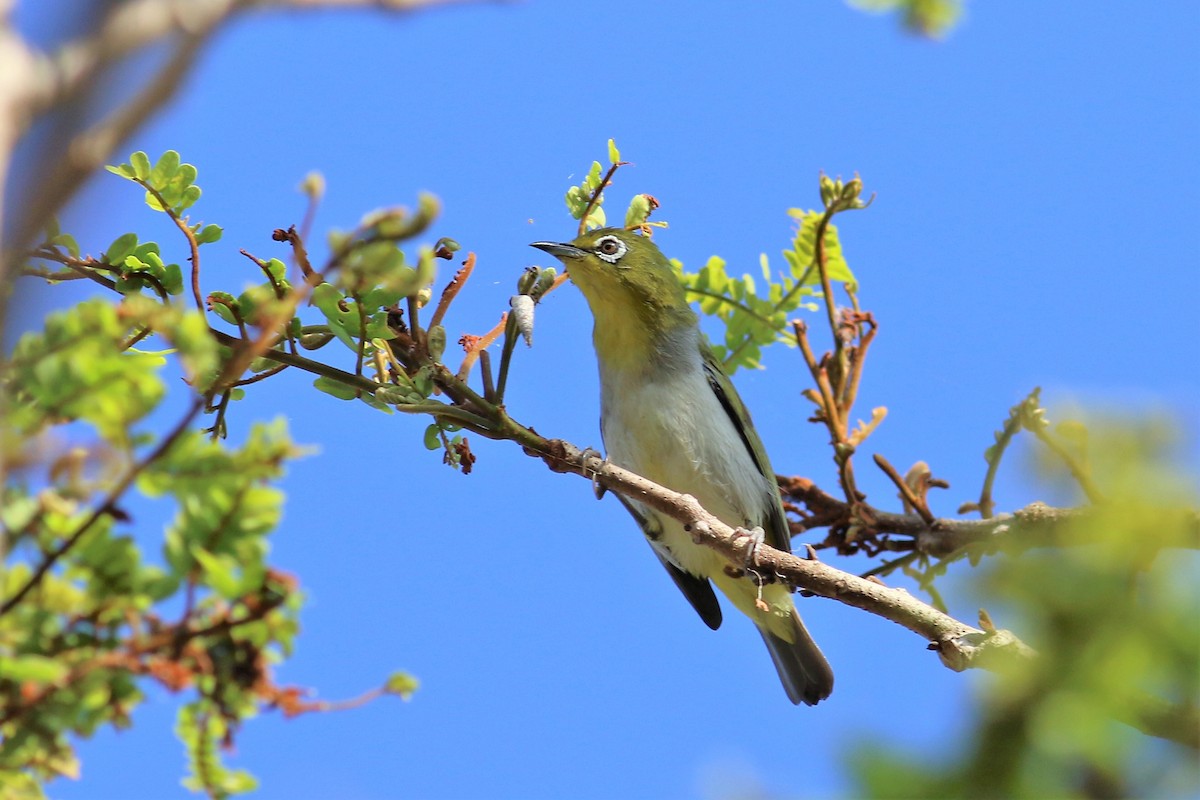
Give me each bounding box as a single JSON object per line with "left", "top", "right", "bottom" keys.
{"left": 530, "top": 241, "right": 585, "bottom": 260}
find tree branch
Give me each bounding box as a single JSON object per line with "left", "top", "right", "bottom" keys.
{"left": 519, "top": 436, "right": 1033, "bottom": 673}
{"left": 779, "top": 476, "right": 1200, "bottom": 558}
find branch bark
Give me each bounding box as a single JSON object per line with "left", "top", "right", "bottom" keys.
{"left": 780, "top": 475, "right": 1200, "bottom": 558}
{"left": 522, "top": 437, "right": 1034, "bottom": 674}
{"left": 524, "top": 439, "right": 1197, "bottom": 750}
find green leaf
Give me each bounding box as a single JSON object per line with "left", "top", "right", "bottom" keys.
{"left": 625, "top": 194, "right": 651, "bottom": 228}
{"left": 51, "top": 232, "right": 81, "bottom": 258}
{"left": 423, "top": 423, "right": 442, "bottom": 450}
{"left": 361, "top": 286, "right": 404, "bottom": 310}
{"left": 150, "top": 150, "right": 180, "bottom": 187}
{"left": 311, "top": 283, "right": 359, "bottom": 351}
{"left": 177, "top": 184, "right": 202, "bottom": 211}
{"left": 313, "top": 376, "right": 357, "bottom": 401}
{"left": 161, "top": 263, "right": 184, "bottom": 295}
{"left": 172, "top": 162, "right": 198, "bottom": 192}
{"left": 0, "top": 655, "right": 70, "bottom": 684}
{"left": 115, "top": 274, "right": 146, "bottom": 295}
{"left": 191, "top": 548, "right": 241, "bottom": 599}
{"left": 208, "top": 291, "right": 239, "bottom": 325}
{"left": 607, "top": 138, "right": 621, "bottom": 164}
{"left": 585, "top": 160, "right": 602, "bottom": 192}
{"left": 144, "top": 190, "right": 166, "bottom": 212}
{"left": 130, "top": 151, "right": 151, "bottom": 180}
{"left": 196, "top": 224, "right": 223, "bottom": 245}
{"left": 105, "top": 162, "right": 138, "bottom": 179}
{"left": 358, "top": 392, "right": 394, "bottom": 414}
{"left": 263, "top": 258, "right": 286, "bottom": 283}
{"left": 104, "top": 233, "right": 139, "bottom": 265}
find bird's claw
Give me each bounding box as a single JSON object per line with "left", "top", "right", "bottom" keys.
{"left": 734, "top": 525, "right": 767, "bottom": 568}
{"left": 580, "top": 447, "right": 608, "bottom": 499}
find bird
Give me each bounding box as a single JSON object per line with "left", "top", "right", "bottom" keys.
{"left": 532, "top": 227, "right": 834, "bottom": 705}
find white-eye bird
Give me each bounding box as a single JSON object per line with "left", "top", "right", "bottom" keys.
{"left": 532, "top": 228, "right": 834, "bottom": 705}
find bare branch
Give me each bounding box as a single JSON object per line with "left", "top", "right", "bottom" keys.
{"left": 522, "top": 437, "right": 1033, "bottom": 674}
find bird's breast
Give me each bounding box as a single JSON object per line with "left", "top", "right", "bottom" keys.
{"left": 598, "top": 360, "right": 772, "bottom": 578}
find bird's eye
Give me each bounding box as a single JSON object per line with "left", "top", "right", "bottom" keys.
{"left": 593, "top": 235, "right": 627, "bottom": 264}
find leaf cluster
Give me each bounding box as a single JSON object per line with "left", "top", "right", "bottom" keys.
{"left": 852, "top": 423, "right": 1200, "bottom": 798}
{"left": 5, "top": 151, "right": 439, "bottom": 798}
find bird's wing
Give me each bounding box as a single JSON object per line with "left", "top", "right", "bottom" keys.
{"left": 613, "top": 493, "right": 723, "bottom": 630}
{"left": 699, "top": 345, "right": 793, "bottom": 555}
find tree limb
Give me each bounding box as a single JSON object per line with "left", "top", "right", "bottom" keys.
{"left": 779, "top": 475, "right": 1200, "bottom": 559}
{"left": 520, "top": 437, "right": 1034, "bottom": 673}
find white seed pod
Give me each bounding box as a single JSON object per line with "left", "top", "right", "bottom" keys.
{"left": 509, "top": 294, "right": 535, "bottom": 347}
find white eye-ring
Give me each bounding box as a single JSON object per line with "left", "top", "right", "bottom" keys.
{"left": 593, "top": 235, "right": 627, "bottom": 264}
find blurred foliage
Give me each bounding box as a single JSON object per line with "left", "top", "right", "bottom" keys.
{"left": 848, "top": 0, "right": 964, "bottom": 37}
{"left": 851, "top": 419, "right": 1200, "bottom": 798}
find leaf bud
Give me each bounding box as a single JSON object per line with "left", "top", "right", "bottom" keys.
{"left": 426, "top": 324, "right": 447, "bottom": 361}
{"left": 532, "top": 267, "right": 558, "bottom": 299}
{"left": 516, "top": 265, "right": 539, "bottom": 295}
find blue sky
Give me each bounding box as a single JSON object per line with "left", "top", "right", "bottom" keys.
{"left": 11, "top": 1, "right": 1200, "bottom": 798}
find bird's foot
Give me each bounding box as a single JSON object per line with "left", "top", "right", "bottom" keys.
{"left": 580, "top": 447, "right": 608, "bottom": 499}
{"left": 733, "top": 525, "right": 767, "bottom": 569}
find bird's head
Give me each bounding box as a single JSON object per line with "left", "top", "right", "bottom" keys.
{"left": 531, "top": 228, "right": 695, "bottom": 332}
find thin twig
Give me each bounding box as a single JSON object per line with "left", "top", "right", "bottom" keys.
{"left": 429, "top": 252, "right": 475, "bottom": 330}
{"left": 0, "top": 395, "right": 206, "bottom": 617}
{"left": 1031, "top": 426, "right": 1104, "bottom": 504}
{"left": 962, "top": 388, "right": 1039, "bottom": 519}
{"left": 136, "top": 178, "right": 204, "bottom": 313}
{"left": 840, "top": 312, "right": 876, "bottom": 414}
{"left": 232, "top": 362, "right": 288, "bottom": 387}
{"left": 811, "top": 208, "right": 841, "bottom": 355}
{"left": 874, "top": 453, "right": 936, "bottom": 526}
{"left": 576, "top": 162, "right": 622, "bottom": 237}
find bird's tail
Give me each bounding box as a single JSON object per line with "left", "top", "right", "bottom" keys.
{"left": 759, "top": 609, "right": 834, "bottom": 706}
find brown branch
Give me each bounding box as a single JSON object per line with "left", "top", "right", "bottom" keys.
{"left": 576, "top": 161, "right": 622, "bottom": 237}
{"left": 780, "top": 476, "right": 1200, "bottom": 556}
{"left": 429, "top": 252, "right": 475, "bottom": 329}
{"left": 840, "top": 311, "right": 876, "bottom": 414}
{"left": 272, "top": 227, "right": 318, "bottom": 287}
{"left": 137, "top": 179, "right": 205, "bottom": 313}
{"left": 511, "top": 437, "right": 1196, "bottom": 748}
{"left": 873, "top": 453, "right": 936, "bottom": 526}
{"left": 811, "top": 208, "right": 841, "bottom": 349}
{"left": 232, "top": 362, "right": 288, "bottom": 386}
{"left": 520, "top": 437, "right": 1033, "bottom": 673}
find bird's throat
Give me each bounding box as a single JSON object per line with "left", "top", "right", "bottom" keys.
{"left": 590, "top": 305, "right": 698, "bottom": 377}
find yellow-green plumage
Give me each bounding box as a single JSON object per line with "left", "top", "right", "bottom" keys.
{"left": 532, "top": 228, "right": 834, "bottom": 705}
